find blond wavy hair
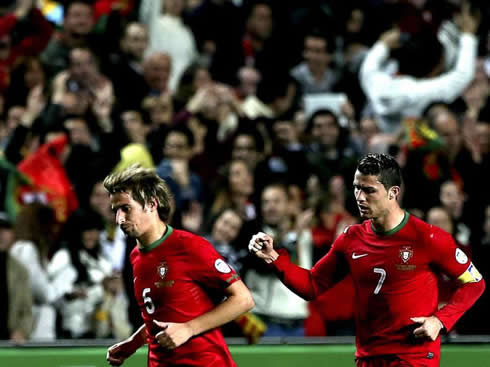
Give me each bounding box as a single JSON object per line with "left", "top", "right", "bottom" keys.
{"left": 103, "top": 164, "right": 173, "bottom": 221}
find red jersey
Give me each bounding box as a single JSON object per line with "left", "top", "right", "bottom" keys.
{"left": 310, "top": 213, "right": 476, "bottom": 358}
{"left": 130, "top": 226, "right": 240, "bottom": 366}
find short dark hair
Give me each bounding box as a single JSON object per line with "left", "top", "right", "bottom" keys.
{"left": 357, "top": 153, "right": 402, "bottom": 191}
{"left": 304, "top": 29, "right": 335, "bottom": 54}
{"left": 233, "top": 124, "right": 265, "bottom": 153}
{"left": 165, "top": 124, "right": 195, "bottom": 148}
{"left": 305, "top": 108, "right": 339, "bottom": 133}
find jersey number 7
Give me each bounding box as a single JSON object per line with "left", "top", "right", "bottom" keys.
{"left": 373, "top": 267, "right": 386, "bottom": 294}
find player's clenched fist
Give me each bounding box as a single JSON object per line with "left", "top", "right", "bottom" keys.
{"left": 106, "top": 339, "right": 138, "bottom": 366}
{"left": 248, "top": 232, "right": 278, "bottom": 263}
{"left": 154, "top": 320, "right": 193, "bottom": 350}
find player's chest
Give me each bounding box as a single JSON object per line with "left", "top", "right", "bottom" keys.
{"left": 346, "top": 238, "right": 429, "bottom": 286}
{"left": 132, "top": 250, "right": 192, "bottom": 298}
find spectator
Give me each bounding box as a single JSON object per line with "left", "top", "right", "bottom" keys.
{"left": 439, "top": 180, "right": 472, "bottom": 247}
{"left": 48, "top": 210, "right": 118, "bottom": 338}
{"left": 142, "top": 92, "right": 174, "bottom": 131}
{"left": 0, "top": 212, "right": 33, "bottom": 343}
{"left": 236, "top": 66, "right": 261, "bottom": 100}
{"left": 230, "top": 126, "right": 265, "bottom": 171}
{"left": 89, "top": 180, "right": 126, "bottom": 273}
{"left": 103, "top": 22, "right": 150, "bottom": 110}
{"left": 10, "top": 203, "right": 64, "bottom": 340}
{"left": 0, "top": 1, "right": 53, "bottom": 93}
{"left": 403, "top": 109, "right": 482, "bottom": 217}
{"left": 186, "top": 82, "right": 243, "bottom": 143}
{"left": 360, "top": 6, "right": 479, "bottom": 133}
{"left": 0, "top": 105, "right": 25, "bottom": 150}
{"left": 242, "top": 73, "right": 299, "bottom": 120}
{"left": 241, "top": 2, "right": 290, "bottom": 78}
{"left": 356, "top": 115, "right": 386, "bottom": 155}
{"left": 185, "top": 0, "right": 244, "bottom": 84}
{"left": 306, "top": 109, "right": 360, "bottom": 190}
{"left": 52, "top": 47, "right": 115, "bottom": 134}
{"left": 205, "top": 208, "right": 246, "bottom": 274}
{"left": 209, "top": 159, "right": 256, "bottom": 224}
{"left": 245, "top": 183, "right": 312, "bottom": 337}
{"left": 142, "top": 51, "right": 172, "bottom": 95}
{"left": 255, "top": 115, "right": 310, "bottom": 192}
{"left": 5, "top": 57, "right": 46, "bottom": 109}
{"left": 139, "top": 0, "right": 198, "bottom": 91}
{"left": 119, "top": 109, "right": 152, "bottom": 146}
{"left": 173, "top": 63, "right": 213, "bottom": 110}
{"left": 156, "top": 124, "right": 204, "bottom": 213}
{"left": 204, "top": 207, "right": 267, "bottom": 342}
{"left": 41, "top": 0, "right": 95, "bottom": 78}
{"left": 94, "top": 271, "right": 133, "bottom": 339}
{"left": 291, "top": 30, "right": 339, "bottom": 95}
{"left": 112, "top": 110, "right": 155, "bottom": 173}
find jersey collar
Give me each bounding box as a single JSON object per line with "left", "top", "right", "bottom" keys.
{"left": 371, "top": 211, "right": 409, "bottom": 236}
{"left": 139, "top": 225, "right": 173, "bottom": 253}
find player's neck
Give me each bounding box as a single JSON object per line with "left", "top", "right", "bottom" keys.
{"left": 372, "top": 207, "right": 406, "bottom": 233}
{"left": 137, "top": 222, "right": 168, "bottom": 248}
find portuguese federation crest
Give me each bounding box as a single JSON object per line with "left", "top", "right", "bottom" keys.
{"left": 399, "top": 246, "right": 413, "bottom": 264}
{"left": 157, "top": 262, "right": 168, "bottom": 279}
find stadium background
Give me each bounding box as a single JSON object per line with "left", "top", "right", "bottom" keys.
{"left": 1, "top": 0, "right": 490, "bottom": 365}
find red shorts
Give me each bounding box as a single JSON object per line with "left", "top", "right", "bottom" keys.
{"left": 356, "top": 352, "right": 440, "bottom": 367}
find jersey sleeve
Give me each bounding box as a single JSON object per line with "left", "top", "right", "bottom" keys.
{"left": 427, "top": 225, "right": 480, "bottom": 281}
{"left": 427, "top": 225, "right": 485, "bottom": 330}
{"left": 310, "top": 231, "right": 350, "bottom": 294}
{"left": 186, "top": 235, "right": 240, "bottom": 291}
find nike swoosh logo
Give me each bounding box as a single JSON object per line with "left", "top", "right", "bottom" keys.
{"left": 133, "top": 277, "right": 138, "bottom": 283}
{"left": 352, "top": 253, "right": 368, "bottom": 259}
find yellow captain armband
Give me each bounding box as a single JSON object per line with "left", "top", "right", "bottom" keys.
{"left": 457, "top": 263, "right": 483, "bottom": 284}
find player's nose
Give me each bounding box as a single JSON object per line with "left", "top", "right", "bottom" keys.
{"left": 116, "top": 210, "right": 125, "bottom": 224}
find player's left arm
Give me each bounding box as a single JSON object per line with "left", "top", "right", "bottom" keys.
{"left": 415, "top": 227, "right": 485, "bottom": 337}
{"left": 154, "top": 236, "right": 254, "bottom": 350}
{"left": 154, "top": 280, "right": 254, "bottom": 349}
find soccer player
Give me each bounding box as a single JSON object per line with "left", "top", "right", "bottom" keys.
{"left": 105, "top": 165, "right": 254, "bottom": 366}
{"left": 249, "top": 153, "right": 485, "bottom": 366}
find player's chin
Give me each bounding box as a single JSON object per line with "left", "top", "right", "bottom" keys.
{"left": 358, "top": 208, "right": 371, "bottom": 218}
{"left": 121, "top": 226, "right": 135, "bottom": 237}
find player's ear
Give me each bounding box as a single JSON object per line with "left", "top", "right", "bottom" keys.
{"left": 151, "top": 198, "right": 159, "bottom": 210}
{"left": 389, "top": 186, "right": 400, "bottom": 200}
{"left": 146, "top": 199, "right": 157, "bottom": 212}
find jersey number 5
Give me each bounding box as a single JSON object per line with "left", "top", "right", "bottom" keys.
{"left": 143, "top": 288, "right": 155, "bottom": 314}
{"left": 373, "top": 267, "right": 386, "bottom": 295}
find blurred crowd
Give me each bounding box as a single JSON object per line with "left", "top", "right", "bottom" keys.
{"left": 0, "top": 0, "right": 489, "bottom": 344}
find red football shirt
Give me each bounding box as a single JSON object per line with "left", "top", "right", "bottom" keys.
{"left": 311, "top": 212, "right": 472, "bottom": 357}
{"left": 130, "top": 226, "right": 240, "bottom": 366}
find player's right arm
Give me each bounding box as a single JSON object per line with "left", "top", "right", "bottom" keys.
{"left": 249, "top": 232, "right": 347, "bottom": 300}
{"left": 106, "top": 324, "right": 147, "bottom": 366}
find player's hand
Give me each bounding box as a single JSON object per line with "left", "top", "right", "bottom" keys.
{"left": 154, "top": 320, "right": 193, "bottom": 350}
{"left": 106, "top": 339, "right": 137, "bottom": 366}
{"left": 410, "top": 316, "right": 444, "bottom": 341}
{"left": 248, "top": 232, "right": 278, "bottom": 263}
